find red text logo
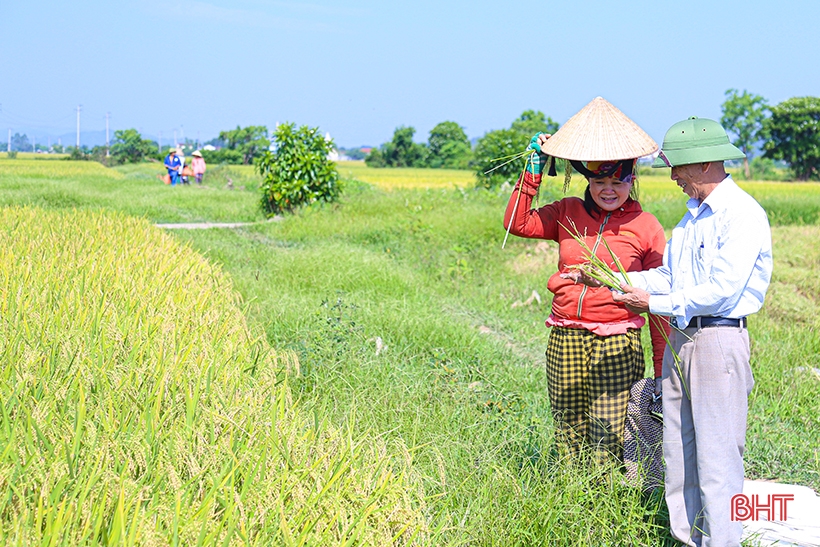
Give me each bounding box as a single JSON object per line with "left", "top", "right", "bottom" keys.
{"left": 731, "top": 493, "right": 794, "bottom": 521}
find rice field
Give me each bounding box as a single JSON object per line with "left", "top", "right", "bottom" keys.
{"left": 0, "top": 207, "right": 425, "bottom": 545}
{"left": 1, "top": 158, "right": 819, "bottom": 545}
{"left": 336, "top": 160, "right": 476, "bottom": 189}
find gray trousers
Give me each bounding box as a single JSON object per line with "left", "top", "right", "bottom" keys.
{"left": 663, "top": 324, "right": 754, "bottom": 547}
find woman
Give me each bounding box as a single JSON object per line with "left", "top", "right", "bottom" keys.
{"left": 503, "top": 97, "right": 670, "bottom": 465}
{"left": 191, "top": 150, "right": 207, "bottom": 185}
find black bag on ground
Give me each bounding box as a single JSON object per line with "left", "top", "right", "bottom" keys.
{"left": 623, "top": 378, "right": 663, "bottom": 491}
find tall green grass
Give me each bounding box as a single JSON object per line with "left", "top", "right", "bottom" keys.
{"left": 0, "top": 207, "right": 425, "bottom": 545}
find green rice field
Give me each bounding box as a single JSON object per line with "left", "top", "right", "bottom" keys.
{"left": 1, "top": 156, "right": 818, "bottom": 545}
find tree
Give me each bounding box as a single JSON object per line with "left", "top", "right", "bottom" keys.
{"left": 11, "top": 133, "right": 32, "bottom": 152}
{"left": 427, "top": 121, "right": 472, "bottom": 169}
{"left": 375, "top": 126, "right": 429, "bottom": 167}
{"left": 721, "top": 89, "right": 769, "bottom": 178}
{"left": 472, "top": 128, "right": 523, "bottom": 189}
{"left": 472, "top": 109, "right": 561, "bottom": 189}
{"left": 364, "top": 147, "right": 387, "bottom": 167}
{"left": 110, "top": 128, "right": 155, "bottom": 164}
{"left": 510, "top": 110, "right": 559, "bottom": 139}
{"left": 257, "top": 122, "right": 341, "bottom": 215}
{"left": 218, "top": 125, "right": 270, "bottom": 165}
{"left": 763, "top": 96, "right": 820, "bottom": 181}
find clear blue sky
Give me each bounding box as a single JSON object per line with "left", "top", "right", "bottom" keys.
{"left": 1, "top": 0, "right": 818, "bottom": 149}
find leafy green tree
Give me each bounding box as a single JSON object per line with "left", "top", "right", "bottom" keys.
{"left": 510, "top": 110, "right": 559, "bottom": 139}
{"left": 218, "top": 125, "right": 270, "bottom": 165}
{"left": 720, "top": 89, "right": 769, "bottom": 178}
{"left": 378, "top": 126, "right": 429, "bottom": 167}
{"left": 763, "top": 96, "right": 820, "bottom": 181}
{"left": 257, "top": 123, "right": 341, "bottom": 215}
{"left": 428, "top": 121, "right": 472, "bottom": 169}
{"left": 472, "top": 128, "right": 523, "bottom": 189}
{"left": 11, "top": 133, "right": 31, "bottom": 152}
{"left": 364, "top": 147, "right": 387, "bottom": 167}
{"left": 110, "top": 128, "right": 155, "bottom": 164}
{"left": 472, "top": 109, "right": 561, "bottom": 188}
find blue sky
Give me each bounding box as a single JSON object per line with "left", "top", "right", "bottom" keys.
{"left": 1, "top": 0, "right": 818, "bottom": 149}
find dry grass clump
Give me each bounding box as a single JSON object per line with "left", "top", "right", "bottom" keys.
{"left": 0, "top": 207, "right": 425, "bottom": 546}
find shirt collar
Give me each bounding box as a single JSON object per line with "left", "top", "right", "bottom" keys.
{"left": 687, "top": 174, "right": 736, "bottom": 217}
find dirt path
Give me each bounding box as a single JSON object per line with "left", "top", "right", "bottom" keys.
{"left": 156, "top": 217, "right": 281, "bottom": 230}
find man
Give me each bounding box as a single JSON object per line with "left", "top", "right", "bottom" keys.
{"left": 164, "top": 147, "right": 182, "bottom": 186}
{"left": 569, "top": 117, "right": 772, "bottom": 546}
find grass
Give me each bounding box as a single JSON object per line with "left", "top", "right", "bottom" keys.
{"left": 2, "top": 159, "right": 819, "bottom": 545}
{"left": 0, "top": 160, "right": 261, "bottom": 223}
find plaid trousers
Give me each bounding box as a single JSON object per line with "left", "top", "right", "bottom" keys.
{"left": 545, "top": 326, "right": 644, "bottom": 463}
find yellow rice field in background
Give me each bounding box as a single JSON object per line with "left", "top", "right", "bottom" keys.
{"left": 336, "top": 160, "right": 476, "bottom": 189}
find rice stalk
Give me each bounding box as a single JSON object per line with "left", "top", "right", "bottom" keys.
{"left": 560, "top": 219, "right": 691, "bottom": 399}
{"left": 501, "top": 153, "right": 535, "bottom": 249}
{"left": 483, "top": 149, "right": 530, "bottom": 176}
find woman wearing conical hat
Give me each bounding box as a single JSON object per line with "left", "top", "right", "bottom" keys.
{"left": 503, "top": 97, "right": 671, "bottom": 465}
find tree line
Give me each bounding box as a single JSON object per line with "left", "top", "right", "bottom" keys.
{"left": 364, "top": 110, "right": 559, "bottom": 187}
{"left": 362, "top": 94, "right": 820, "bottom": 183}
{"left": 721, "top": 91, "right": 820, "bottom": 181}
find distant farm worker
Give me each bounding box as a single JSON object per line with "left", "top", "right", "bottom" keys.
{"left": 503, "top": 97, "right": 670, "bottom": 466}
{"left": 164, "top": 147, "right": 182, "bottom": 186}
{"left": 191, "top": 150, "right": 206, "bottom": 184}
{"left": 568, "top": 117, "right": 772, "bottom": 546}
{"left": 177, "top": 147, "right": 189, "bottom": 184}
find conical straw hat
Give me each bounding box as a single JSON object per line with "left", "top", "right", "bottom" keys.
{"left": 540, "top": 97, "right": 658, "bottom": 161}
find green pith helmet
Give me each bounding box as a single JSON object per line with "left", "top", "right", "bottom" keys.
{"left": 652, "top": 116, "right": 745, "bottom": 168}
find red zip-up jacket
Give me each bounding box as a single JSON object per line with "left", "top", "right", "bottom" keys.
{"left": 504, "top": 171, "right": 670, "bottom": 376}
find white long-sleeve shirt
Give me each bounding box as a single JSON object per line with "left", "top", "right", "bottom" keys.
{"left": 627, "top": 175, "right": 773, "bottom": 328}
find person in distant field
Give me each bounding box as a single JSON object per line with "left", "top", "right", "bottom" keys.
{"left": 164, "top": 148, "right": 182, "bottom": 186}
{"left": 569, "top": 117, "right": 773, "bottom": 547}
{"left": 177, "top": 148, "right": 189, "bottom": 184}
{"left": 504, "top": 97, "right": 670, "bottom": 466}
{"left": 191, "top": 150, "right": 206, "bottom": 185}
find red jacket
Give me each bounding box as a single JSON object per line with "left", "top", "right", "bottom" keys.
{"left": 504, "top": 171, "right": 670, "bottom": 376}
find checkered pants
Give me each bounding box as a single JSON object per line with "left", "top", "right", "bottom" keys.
{"left": 546, "top": 326, "right": 644, "bottom": 463}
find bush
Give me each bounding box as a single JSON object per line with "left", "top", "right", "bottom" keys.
{"left": 5, "top": 150, "right": 16, "bottom": 159}
{"left": 110, "top": 128, "right": 155, "bottom": 165}
{"left": 258, "top": 122, "right": 342, "bottom": 215}
{"left": 200, "top": 147, "right": 244, "bottom": 165}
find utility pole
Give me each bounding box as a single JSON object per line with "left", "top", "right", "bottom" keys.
{"left": 76, "top": 105, "right": 82, "bottom": 149}
{"left": 105, "top": 112, "right": 110, "bottom": 156}
{"left": 158, "top": 131, "right": 162, "bottom": 153}
{"left": 7, "top": 128, "right": 10, "bottom": 153}
{"left": 32, "top": 135, "right": 35, "bottom": 153}
{"left": 173, "top": 129, "right": 177, "bottom": 149}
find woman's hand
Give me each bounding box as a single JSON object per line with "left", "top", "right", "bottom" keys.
{"left": 560, "top": 268, "right": 603, "bottom": 287}
{"left": 526, "top": 132, "right": 552, "bottom": 175}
